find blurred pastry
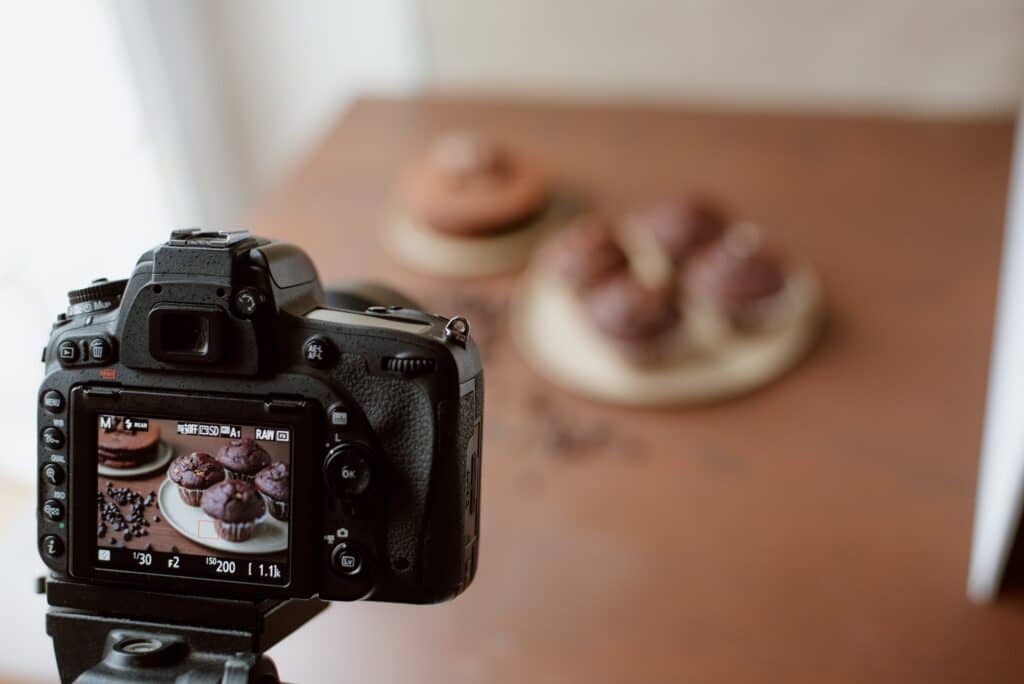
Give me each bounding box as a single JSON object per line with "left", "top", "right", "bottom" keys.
{"left": 685, "top": 225, "right": 788, "bottom": 332}
{"left": 385, "top": 130, "right": 576, "bottom": 277}
{"left": 627, "top": 196, "right": 726, "bottom": 264}
{"left": 583, "top": 273, "right": 682, "bottom": 365}
{"left": 541, "top": 214, "right": 628, "bottom": 291}
{"left": 401, "top": 131, "right": 549, "bottom": 237}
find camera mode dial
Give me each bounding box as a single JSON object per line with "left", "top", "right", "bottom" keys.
{"left": 66, "top": 278, "right": 128, "bottom": 317}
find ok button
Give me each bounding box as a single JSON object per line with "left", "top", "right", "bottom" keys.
{"left": 323, "top": 443, "right": 372, "bottom": 497}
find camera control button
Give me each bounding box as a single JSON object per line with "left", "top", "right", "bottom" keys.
{"left": 41, "top": 463, "right": 65, "bottom": 486}
{"left": 40, "top": 390, "right": 65, "bottom": 414}
{"left": 57, "top": 340, "right": 78, "bottom": 364}
{"left": 41, "top": 427, "right": 65, "bottom": 450}
{"left": 302, "top": 335, "right": 336, "bottom": 368}
{"left": 234, "top": 287, "right": 264, "bottom": 317}
{"left": 327, "top": 403, "right": 349, "bottom": 427}
{"left": 331, "top": 544, "right": 364, "bottom": 576}
{"left": 88, "top": 337, "right": 111, "bottom": 362}
{"left": 42, "top": 499, "right": 65, "bottom": 522}
{"left": 40, "top": 535, "right": 64, "bottom": 558}
{"left": 324, "top": 443, "right": 372, "bottom": 496}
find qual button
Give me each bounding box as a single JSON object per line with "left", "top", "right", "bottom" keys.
{"left": 41, "top": 463, "right": 65, "bottom": 486}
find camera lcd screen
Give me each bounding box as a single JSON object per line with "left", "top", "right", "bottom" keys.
{"left": 92, "top": 414, "right": 291, "bottom": 586}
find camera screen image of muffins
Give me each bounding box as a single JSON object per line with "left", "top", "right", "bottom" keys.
{"left": 94, "top": 415, "right": 292, "bottom": 586}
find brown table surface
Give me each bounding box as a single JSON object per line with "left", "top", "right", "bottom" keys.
{"left": 250, "top": 96, "right": 1018, "bottom": 683}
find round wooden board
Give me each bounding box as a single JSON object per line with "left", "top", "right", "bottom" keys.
{"left": 512, "top": 268, "right": 824, "bottom": 406}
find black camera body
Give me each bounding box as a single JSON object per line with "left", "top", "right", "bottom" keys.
{"left": 37, "top": 229, "right": 483, "bottom": 605}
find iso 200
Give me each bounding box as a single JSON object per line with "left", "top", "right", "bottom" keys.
{"left": 214, "top": 559, "right": 236, "bottom": 574}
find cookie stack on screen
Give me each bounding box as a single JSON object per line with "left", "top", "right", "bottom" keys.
{"left": 98, "top": 417, "right": 162, "bottom": 470}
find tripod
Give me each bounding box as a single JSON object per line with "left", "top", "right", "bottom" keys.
{"left": 43, "top": 577, "right": 327, "bottom": 683}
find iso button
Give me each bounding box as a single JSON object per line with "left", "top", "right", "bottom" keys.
{"left": 41, "top": 463, "right": 65, "bottom": 486}
{"left": 323, "top": 443, "right": 372, "bottom": 497}
{"left": 42, "top": 499, "right": 65, "bottom": 522}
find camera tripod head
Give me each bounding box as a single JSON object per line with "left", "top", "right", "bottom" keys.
{"left": 44, "top": 577, "right": 327, "bottom": 683}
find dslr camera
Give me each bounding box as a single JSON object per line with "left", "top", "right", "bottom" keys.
{"left": 37, "top": 229, "right": 483, "bottom": 606}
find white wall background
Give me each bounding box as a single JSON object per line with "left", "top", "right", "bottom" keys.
{"left": 423, "top": 0, "right": 1024, "bottom": 115}
{"left": 155, "top": 0, "right": 1024, "bottom": 223}
{"left": 201, "top": 0, "right": 425, "bottom": 204}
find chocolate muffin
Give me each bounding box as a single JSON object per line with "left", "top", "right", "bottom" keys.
{"left": 400, "top": 130, "right": 550, "bottom": 237}
{"left": 167, "top": 452, "right": 225, "bottom": 506}
{"left": 542, "top": 215, "right": 629, "bottom": 292}
{"left": 630, "top": 196, "right": 726, "bottom": 263}
{"left": 215, "top": 438, "right": 271, "bottom": 482}
{"left": 254, "top": 462, "right": 289, "bottom": 522}
{"left": 200, "top": 480, "right": 266, "bottom": 542}
{"left": 583, "top": 273, "right": 682, "bottom": 364}
{"left": 686, "top": 228, "right": 787, "bottom": 331}
{"left": 98, "top": 417, "right": 161, "bottom": 469}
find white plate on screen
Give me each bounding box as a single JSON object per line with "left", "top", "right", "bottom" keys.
{"left": 97, "top": 441, "right": 175, "bottom": 479}
{"left": 157, "top": 478, "right": 288, "bottom": 555}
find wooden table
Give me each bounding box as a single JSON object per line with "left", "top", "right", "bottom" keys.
{"left": 251, "top": 96, "right": 1018, "bottom": 683}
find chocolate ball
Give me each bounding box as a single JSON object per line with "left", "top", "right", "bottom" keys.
{"left": 633, "top": 197, "right": 726, "bottom": 262}
{"left": 543, "top": 215, "right": 629, "bottom": 291}
{"left": 686, "top": 230, "right": 786, "bottom": 325}
{"left": 583, "top": 273, "right": 680, "bottom": 341}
